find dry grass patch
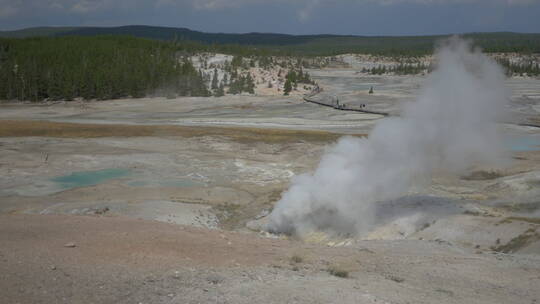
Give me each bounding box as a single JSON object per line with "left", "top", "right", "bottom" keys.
{"left": 491, "top": 228, "right": 540, "bottom": 253}
{"left": 462, "top": 170, "right": 504, "bottom": 180}
{"left": 327, "top": 264, "right": 349, "bottom": 278}
{"left": 500, "top": 216, "right": 540, "bottom": 225}
{"left": 0, "top": 120, "right": 364, "bottom": 144}
{"left": 290, "top": 254, "right": 304, "bottom": 264}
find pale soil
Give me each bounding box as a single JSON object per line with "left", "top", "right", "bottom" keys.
{"left": 191, "top": 53, "right": 317, "bottom": 97}
{"left": 2, "top": 214, "right": 539, "bottom": 304}
{"left": 0, "top": 95, "right": 380, "bottom": 134}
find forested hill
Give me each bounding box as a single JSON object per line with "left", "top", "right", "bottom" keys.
{"left": 1, "top": 25, "right": 540, "bottom": 55}
{"left": 0, "top": 36, "right": 210, "bottom": 102}
{"left": 0, "top": 25, "right": 336, "bottom": 45}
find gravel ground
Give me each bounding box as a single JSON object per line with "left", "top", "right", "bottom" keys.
{"left": 1, "top": 214, "right": 539, "bottom": 304}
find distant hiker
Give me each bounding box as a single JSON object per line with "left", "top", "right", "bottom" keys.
{"left": 369, "top": 86, "right": 374, "bottom": 94}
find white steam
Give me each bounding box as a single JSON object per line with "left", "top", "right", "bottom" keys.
{"left": 267, "top": 37, "right": 510, "bottom": 237}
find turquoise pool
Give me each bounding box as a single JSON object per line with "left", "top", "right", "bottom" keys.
{"left": 507, "top": 135, "right": 540, "bottom": 152}
{"left": 52, "top": 168, "right": 131, "bottom": 189}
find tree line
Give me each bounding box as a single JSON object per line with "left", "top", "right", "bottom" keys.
{"left": 4, "top": 26, "right": 539, "bottom": 57}
{"left": 496, "top": 58, "right": 540, "bottom": 76}
{"left": 283, "top": 69, "right": 315, "bottom": 95}
{"left": 362, "top": 63, "right": 431, "bottom": 75}
{"left": 0, "top": 36, "right": 209, "bottom": 102}
{"left": 2, "top": 34, "right": 536, "bottom": 102}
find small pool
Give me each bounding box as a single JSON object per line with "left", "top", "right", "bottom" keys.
{"left": 53, "top": 168, "right": 131, "bottom": 189}
{"left": 507, "top": 135, "right": 540, "bottom": 152}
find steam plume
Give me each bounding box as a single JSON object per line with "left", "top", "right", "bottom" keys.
{"left": 267, "top": 37, "right": 510, "bottom": 237}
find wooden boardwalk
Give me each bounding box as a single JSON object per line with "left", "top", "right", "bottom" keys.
{"left": 303, "top": 91, "right": 389, "bottom": 116}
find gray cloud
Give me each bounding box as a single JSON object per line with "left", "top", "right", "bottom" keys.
{"left": 188, "top": 0, "right": 540, "bottom": 10}
{"left": 0, "top": 0, "right": 21, "bottom": 17}
{"left": 3, "top": 0, "right": 539, "bottom": 16}
{"left": 139, "top": 0, "right": 540, "bottom": 23}
{"left": 1, "top": 0, "right": 539, "bottom": 34}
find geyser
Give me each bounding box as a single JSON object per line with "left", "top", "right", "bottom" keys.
{"left": 266, "top": 37, "right": 510, "bottom": 237}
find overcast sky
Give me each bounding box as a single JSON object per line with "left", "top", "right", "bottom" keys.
{"left": 1, "top": 0, "right": 539, "bottom": 35}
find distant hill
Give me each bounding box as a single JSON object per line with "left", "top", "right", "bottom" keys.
{"left": 0, "top": 27, "right": 77, "bottom": 38}
{"left": 0, "top": 25, "right": 334, "bottom": 45}
{"left": 1, "top": 25, "right": 540, "bottom": 55}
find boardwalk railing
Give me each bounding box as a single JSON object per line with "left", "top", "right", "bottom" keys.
{"left": 303, "top": 90, "right": 389, "bottom": 116}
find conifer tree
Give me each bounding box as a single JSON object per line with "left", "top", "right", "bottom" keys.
{"left": 283, "top": 79, "right": 292, "bottom": 96}
{"left": 245, "top": 73, "right": 255, "bottom": 94}
{"left": 211, "top": 68, "right": 219, "bottom": 90}
{"left": 214, "top": 82, "right": 225, "bottom": 97}
{"left": 223, "top": 73, "right": 228, "bottom": 86}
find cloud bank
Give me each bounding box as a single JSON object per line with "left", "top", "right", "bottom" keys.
{"left": 1, "top": 0, "right": 539, "bottom": 34}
